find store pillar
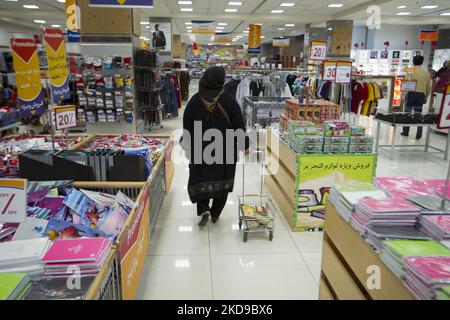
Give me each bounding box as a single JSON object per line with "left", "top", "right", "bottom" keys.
{"left": 326, "top": 20, "right": 353, "bottom": 58}
{"left": 303, "top": 24, "right": 327, "bottom": 69}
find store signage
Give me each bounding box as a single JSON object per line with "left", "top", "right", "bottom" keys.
{"left": 117, "top": 183, "right": 149, "bottom": 299}
{"left": 215, "top": 32, "right": 233, "bottom": 43}
{"left": 192, "top": 20, "right": 216, "bottom": 35}
{"left": 335, "top": 61, "right": 352, "bottom": 84}
{"left": 0, "top": 179, "right": 27, "bottom": 223}
{"left": 419, "top": 29, "right": 439, "bottom": 41}
{"left": 393, "top": 78, "right": 402, "bottom": 107}
{"left": 273, "top": 37, "right": 290, "bottom": 47}
{"left": 66, "top": 0, "right": 80, "bottom": 43}
{"left": 323, "top": 60, "right": 337, "bottom": 81}
{"left": 438, "top": 84, "right": 450, "bottom": 129}
{"left": 192, "top": 42, "right": 200, "bottom": 56}
{"left": 54, "top": 105, "right": 77, "bottom": 130}
{"left": 44, "top": 28, "right": 71, "bottom": 103}
{"left": 10, "top": 38, "right": 46, "bottom": 118}
{"left": 89, "top": 0, "right": 154, "bottom": 8}
{"left": 248, "top": 24, "right": 262, "bottom": 54}
{"left": 309, "top": 40, "right": 327, "bottom": 61}
{"left": 401, "top": 80, "right": 417, "bottom": 92}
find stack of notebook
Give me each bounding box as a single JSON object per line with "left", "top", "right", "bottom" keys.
{"left": 380, "top": 239, "right": 450, "bottom": 278}
{"left": 375, "top": 177, "right": 435, "bottom": 200}
{"left": 42, "top": 237, "right": 112, "bottom": 277}
{"left": 351, "top": 198, "right": 420, "bottom": 235}
{"left": 24, "top": 276, "right": 95, "bottom": 300}
{"left": 0, "top": 273, "right": 32, "bottom": 300}
{"left": 403, "top": 256, "right": 450, "bottom": 300}
{"left": 0, "top": 238, "right": 51, "bottom": 278}
{"left": 419, "top": 215, "right": 450, "bottom": 241}
{"left": 328, "top": 182, "right": 387, "bottom": 223}
{"left": 436, "top": 286, "right": 450, "bottom": 300}
{"left": 365, "top": 225, "right": 430, "bottom": 252}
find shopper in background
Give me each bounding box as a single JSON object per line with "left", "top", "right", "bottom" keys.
{"left": 182, "top": 66, "right": 250, "bottom": 227}
{"left": 428, "top": 64, "right": 437, "bottom": 79}
{"left": 435, "top": 60, "right": 450, "bottom": 93}
{"left": 401, "top": 55, "right": 432, "bottom": 140}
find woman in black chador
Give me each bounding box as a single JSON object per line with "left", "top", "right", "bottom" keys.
{"left": 182, "top": 66, "right": 249, "bottom": 227}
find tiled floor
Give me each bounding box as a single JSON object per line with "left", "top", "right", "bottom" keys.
{"left": 136, "top": 82, "right": 449, "bottom": 300}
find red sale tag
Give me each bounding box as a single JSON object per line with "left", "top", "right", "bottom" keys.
{"left": 54, "top": 105, "right": 77, "bottom": 130}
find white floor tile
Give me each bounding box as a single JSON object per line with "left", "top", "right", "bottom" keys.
{"left": 290, "top": 231, "right": 324, "bottom": 253}
{"left": 136, "top": 255, "right": 212, "bottom": 300}
{"left": 300, "top": 252, "right": 322, "bottom": 284}
{"left": 211, "top": 253, "right": 319, "bottom": 300}
{"left": 149, "top": 219, "right": 210, "bottom": 255}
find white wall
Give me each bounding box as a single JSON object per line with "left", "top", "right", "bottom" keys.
{"left": 367, "top": 24, "right": 433, "bottom": 64}
{"left": 0, "top": 21, "right": 40, "bottom": 48}
{"left": 351, "top": 26, "right": 367, "bottom": 48}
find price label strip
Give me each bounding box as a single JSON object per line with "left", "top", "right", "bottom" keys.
{"left": 310, "top": 40, "right": 327, "bottom": 61}
{"left": 54, "top": 105, "right": 77, "bottom": 130}
{"left": 323, "top": 60, "right": 337, "bottom": 81}
{"left": 0, "top": 179, "right": 27, "bottom": 223}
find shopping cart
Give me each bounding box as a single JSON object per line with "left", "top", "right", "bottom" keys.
{"left": 238, "top": 160, "right": 274, "bottom": 242}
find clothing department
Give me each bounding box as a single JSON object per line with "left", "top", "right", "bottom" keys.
{"left": 159, "top": 70, "right": 190, "bottom": 118}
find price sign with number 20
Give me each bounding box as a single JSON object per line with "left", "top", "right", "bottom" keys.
{"left": 54, "top": 105, "right": 77, "bottom": 130}
{"left": 310, "top": 40, "right": 327, "bottom": 61}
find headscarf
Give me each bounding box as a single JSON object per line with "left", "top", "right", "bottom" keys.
{"left": 199, "top": 66, "right": 226, "bottom": 118}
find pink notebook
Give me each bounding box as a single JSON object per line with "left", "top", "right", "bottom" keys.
{"left": 424, "top": 179, "right": 450, "bottom": 199}
{"left": 358, "top": 198, "right": 419, "bottom": 213}
{"left": 423, "top": 216, "right": 450, "bottom": 233}
{"left": 403, "top": 256, "right": 450, "bottom": 283}
{"left": 42, "top": 237, "right": 111, "bottom": 263}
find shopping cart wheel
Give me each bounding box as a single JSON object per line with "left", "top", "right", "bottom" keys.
{"left": 238, "top": 218, "right": 243, "bottom": 230}
{"left": 269, "top": 231, "right": 273, "bottom": 241}
{"left": 243, "top": 231, "right": 248, "bottom": 242}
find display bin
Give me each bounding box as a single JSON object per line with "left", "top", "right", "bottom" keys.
{"left": 319, "top": 202, "right": 415, "bottom": 300}
{"left": 281, "top": 99, "right": 340, "bottom": 130}
{"left": 264, "top": 128, "right": 377, "bottom": 232}
{"left": 243, "top": 97, "right": 287, "bottom": 128}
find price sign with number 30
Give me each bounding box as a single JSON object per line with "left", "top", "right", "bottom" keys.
{"left": 323, "top": 61, "right": 337, "bottom": 81}
{"left": 310, "top": 40, "right": 327, "bottom": 61}
{"left": 54, "top": 105, "right": 77, "bottom": 130}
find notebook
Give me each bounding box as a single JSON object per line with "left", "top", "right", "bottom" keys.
{"left": 383, "top": 239, "right": 450, "bottom": 257}
{"left": 0, "top": 238, "right": 50, "bottom": 268}
{"left": 0, "top": 273, "right": 29, "bottom": 300}
{"left": 42, "top": 238, "right": 111, "bottom": 264}
{"left": 403, "top": 256, "right": 450, "bottom": 284}
{"left": 12, "top": 218, "right": 49, "bottom": 241}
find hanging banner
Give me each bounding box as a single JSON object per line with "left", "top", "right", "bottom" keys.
{"left": 215, "top": 32, "right": 233, "bottom": 43}
{"left": 438, "top": 84, "right": 450, "bottom": 129}
{"left": 192, "top": 20, "right": 216, "bottom": 35}
{"left": 310, "top": 40, "right": 327, "bottom": 61}
{"left": 10, "top": 38, "right": 46, "bottom": 118}
{"left": 44, "top": 28, "right": 71, "bottom": 103}
{"left": 66, "top": 0, "right": 80, "bottom": 43}
{"left": 419, "top": 29, "right": 439, "bottom": 41}
{"left": 89, "top": 0, "right": 154, "bottom": 8}
{"left": 322, "top": 60, "right": 337, "bottom": 81}
{"left": 335, "top": 61, "right": 352, "bottom": 84}
{"left": 273, "top": 37, "right": 290, "bottom": 47}
{"left": 248, "top": 24, "right": 261, "bottom": 54}
{"left": 192, "top": 42, "right": 200, "bottom": 56}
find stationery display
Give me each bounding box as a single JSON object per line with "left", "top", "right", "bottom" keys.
{"left": 366, "top": 225, "right": 430, "bottom": 252}
{"left": 419, "top": 215, "right": 450, "bottom": 241}
{"left": 24, "top": 275, "right": 95, "bottom": 300}
{"left": 0, "top": 273, "right": 31, "bottom": 300}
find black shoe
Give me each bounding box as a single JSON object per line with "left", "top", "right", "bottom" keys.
{"left": 198, "top": 212, "right": 210, "bottom": 227}
{"left": 400, "top": 132, "right": 409, "bottom": 137}
{"left": 416, "top": 135, "right": 422, "bottom": 140}
{"left": 211, "top": 216, "right": 219, "bottom": 224}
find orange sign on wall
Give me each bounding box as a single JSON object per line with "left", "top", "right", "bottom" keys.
{"left": 419, "top": 29, "right": 439, "bottom": 41}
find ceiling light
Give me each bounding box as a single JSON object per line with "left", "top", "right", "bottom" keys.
{"left": 285, "top": 24, "right": 295, "bottom": 27}
{"left": 228, "top": 1, "right": 242, "bottom": 5}
{"left": 186, "top": 26, "right": 192, "bottom": 29}
{"left": 225, "top": 8, "right": 238, "bottom": 12}
{"left": 140, "top": 21, "right": 150, "bottom": 25}
{"left": 185, "top": 22, "right": 192, "bottom": 25}
{"left": 261, "top": 36, "right": 265, "bottom": 38}
{"left": 328, "top": 4, "right": 343, "bottom": 8}
{"left": 216, "top": 26, "right": 225, "bottom": 29}
{"left": 4, "top": 0, "right": 18, "bottom": 1}
{"left": 441, "top": 12, "right": 450, "bottom": 16}
{"left": 396, "top": 12, "right": 411, "bottom": 15}
{"left": 421, "top": 5, "right": 438, "bottom": 9}
{"left": 278, "top": 28, "right": 285, "bottom": 31}
{"left": 180, "top": 8, "right": 193, "bottom": 11}
{"left": 51, "top": 24, "right": 61, "bottom": 27}
{"left": 188, "top": 30, "right": 192, "bottom": 33}
{"left": 178, "top": 1, "right": 192, "bottom": 4}
{"left": 23, "top": 5, "right": 39, "bottom": 9}
{"left": 146, "top": 26, "right": 150, "bottom": 29}
{"left": 271, "top": 10, "right": 284, "bottom": 13}
{"left": 218, "top": 23, "right": 228, "bottom": 26}
{"left": 225, "top": 43, "right": 230, "bottom": 46}
{"left": 280, "top": 2, "right": 295, "bottom": 7}
{"left": 33, "top": 20, "right": 46, "bottom": 23}
{"left": 208, "top": 43, "right": 213, "bottom": 45}
{"left": 243, "top": 30, "right": 249, "bottom": 34}
{"left": 57, "top": 0, "right": 65, "bottom": 2}
{"left": 397, "top": 5, "right": 406, "bottom": 9}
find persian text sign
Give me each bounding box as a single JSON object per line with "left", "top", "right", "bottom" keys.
{"left": 0, "top": 179, "right": 27, "bottom": 223}
{"left": 11, "top": 38, "right": 45, "bottom": 118}
{"left": 192, "top": 20, "right": 216, "bottom": 35}
{"left": 248, "top": 24, "right": 261, "bottom": 54}
{"left": 89, "top": 0, "right": 154, "bottom": 8}
{"left": 273, "top": 37, "right": 290, "bottom": 47}
{"left": 66, "top": 0, "right": 80, "bottom": 43}
{"left": 44, "top": 28, "right": 71, "bottom": 102}
{"left": 419, "top": 29, "right": 439, "bottom": 41}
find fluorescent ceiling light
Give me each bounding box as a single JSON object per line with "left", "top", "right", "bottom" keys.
{"left": 23, "top": 5, "right": 39, "bottom": 9}
{"left": 188, "top": 30, "right": 192, "bottom": 33}
{"left": 228, "top": 1, "right": 242, "bottom": 5}
{"left": 441, "top": 12, "right": 450, "bottom": 16}
{"left": 278, "top": 28, "right": 285, "bottom": 31}
{"left": 271, "top": 10, "right": 284, "bottom": 13}
{"left": 208, "top": 43, "right": 213, "bottom": 45}
{"left": 421, "top": 5, "right": 438, "bottom": 9}
{"left": 146, "top": 26, "right": 150, "bottom": 29}
{"left": 33, "top": 20, "right": 46, "bottom": 23}
{"left": 186, "top": 26, "right": 192, "bottom": 29}
{"left": 216, "top": 26, "right": 225, "bottom": 29}
{"left": 225, "top": 8, "right": 238, "bottom": 12}
{"left": 261, "top": 36, "right": 265, "bottom": 38}
{"left": 328, "top": 4, "right": 343, "bottom": 8}
{"left": 225, "top": 43, "right": 230, "bottom": 46}
{"left": 397, "top": 5, "right": 406, "bottom": 9}
{"left": 218, "top": 23, "right": 228, "bottom": 26}
{"left": 280, "top": 2, "right": 295, "bottom": 7}
{"left": 285, "top": 24, "right": 295, "bottom": 27}
{"left": 396, "top": 12, "right": 411, "bottom": 15}
{"left": 243, "top": 30, "right": 249, "bottom": 33}
{"left": 185, "top": 22, "right": 192, "bottom": 25}
{"left": 4, "top": 0, "right": 18, "bottom": 2}
{"left": 178, "top": 1, "right": 192, "bottom": 4}
{"left": 57, "top": 0, "right": 65, "bottom": 2}
{"left": 180, "top": 8, "right": 193, "bottom": 11}
{"left": 51, "top": 24, "right": 61, "bottom": 27}
{"left": 140, "top": 21, "right": 150, "bottom": 25}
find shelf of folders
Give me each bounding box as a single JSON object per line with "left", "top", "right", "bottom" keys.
{"left": 321, "top": 177, "right": 450, "bottom": 300}
{"left": 264, "top": 120, "right": 377, "bottom": 232}
{"left": 0, "top": 133, "right": 174, "bottom": 300}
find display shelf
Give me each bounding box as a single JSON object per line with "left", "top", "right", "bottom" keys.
{"left": 320, "top": 202, "right": 415, "bottom": 300}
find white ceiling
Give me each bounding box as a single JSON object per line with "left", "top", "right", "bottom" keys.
{"left": 0, "top": 0, "right": 449, "bottom": 45}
